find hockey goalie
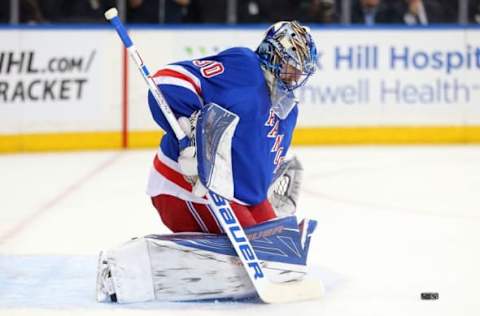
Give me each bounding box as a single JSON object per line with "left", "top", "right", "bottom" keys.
{"left": 97, "top": 20, "right": 321, "bottom": 303}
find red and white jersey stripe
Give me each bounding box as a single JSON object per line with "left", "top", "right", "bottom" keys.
{"left": 146, "top": 149, "right": 208, "bottom": 204}
{"left": 152, "top": 65, "right": 202, "bottom": 96}
{"left": 147, "top": 148, "right": 248, "bottom": 206}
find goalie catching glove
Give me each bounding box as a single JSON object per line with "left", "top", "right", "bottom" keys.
{"left": 268, "top": 156, "right": 303, "bottom": 217}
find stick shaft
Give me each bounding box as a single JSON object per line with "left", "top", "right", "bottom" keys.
{"left": 106, "top": 10, "right": 188, "bottom": 144}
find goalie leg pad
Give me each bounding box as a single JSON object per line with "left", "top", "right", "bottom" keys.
{"left": 96, "top": 216, "right": 318, "bottom": 303}
{"left": 97, "top": 236, "right": 255, "bottom": 303}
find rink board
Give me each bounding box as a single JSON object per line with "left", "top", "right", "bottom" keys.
{"left": 1, "top": 26, "right": 480, "bottom": 152}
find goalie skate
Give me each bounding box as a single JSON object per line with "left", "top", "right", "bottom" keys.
{"left": 96, "top": 216, "right": 320, "bottom": 303}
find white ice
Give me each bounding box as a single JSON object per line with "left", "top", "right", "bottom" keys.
{"left": 1, "top": 146, "right": 479, "bottom": 316}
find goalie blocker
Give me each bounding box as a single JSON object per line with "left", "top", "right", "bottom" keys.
{"left": 96, "top": 215, "right": 322, "bottom": 303}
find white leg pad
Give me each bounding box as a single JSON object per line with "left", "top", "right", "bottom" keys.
{"left": 97, "top": 216, "right": 321, "bottom": 303}
{"left": 98, "top": 236, "right": 256, "bottom": 303}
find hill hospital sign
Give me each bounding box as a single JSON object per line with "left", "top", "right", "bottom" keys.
{"left": 300, "top": 43, "right": 480, "bottom": 106}
{"left": 176, "top": 29, "right": 480, "bottom": 120}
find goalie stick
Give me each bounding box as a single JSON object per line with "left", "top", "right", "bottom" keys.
{"left": 104, "top": 8, "right": 322, "bottom": 303}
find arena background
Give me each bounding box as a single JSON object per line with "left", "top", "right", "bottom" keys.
{"left": 2, "top": 17, "right": 480, "bottom": 152}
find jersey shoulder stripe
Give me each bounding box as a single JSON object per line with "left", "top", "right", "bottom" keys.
{"left": 153, "top": 75, "right": 199, "bottom": 98}
{"left": 163, "top": 65, "right": 202, "bottom": 88}
{"left": 153, "top": 68, "right": 202, "bottom": 96}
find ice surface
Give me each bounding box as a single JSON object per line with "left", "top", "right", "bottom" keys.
{"left": 1, "top": 146, "right": 479, "bottom": 316}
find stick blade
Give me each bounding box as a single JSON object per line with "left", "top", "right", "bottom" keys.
{"left": 257, "top": 278, "right": 324, "bottom": 304}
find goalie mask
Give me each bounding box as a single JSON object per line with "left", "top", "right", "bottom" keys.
{"left": 257, "top": 21, "right": 318, "bottom": 119}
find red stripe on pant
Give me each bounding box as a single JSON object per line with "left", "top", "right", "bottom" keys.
{"left": 151, "top": 195, "right": 277, "bottom": 234}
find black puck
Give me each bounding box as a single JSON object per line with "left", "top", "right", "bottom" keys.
{"left": 421, "top": 292, "right": 439, "bottom": 300}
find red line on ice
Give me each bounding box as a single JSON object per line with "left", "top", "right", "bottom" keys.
{"left": 0, "top": 153, "right": 122, "bottom": 245}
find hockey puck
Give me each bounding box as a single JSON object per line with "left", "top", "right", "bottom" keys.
{"left": 421, "top": 292, "right": 439, "bottom": 300}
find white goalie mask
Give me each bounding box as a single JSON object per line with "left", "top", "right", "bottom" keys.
{"left": 257, "top": 21, "right": 318, "bottom": 119}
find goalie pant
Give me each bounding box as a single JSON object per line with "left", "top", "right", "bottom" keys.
{"left": 96, "top": 215, "right": 318, "bottom": 303}
{"left": 150, "top": 154, "right": 277, "bottom": 234}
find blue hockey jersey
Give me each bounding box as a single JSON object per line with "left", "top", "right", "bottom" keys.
{"left": 147, "top": 47, "right": 297, "bottom": 205}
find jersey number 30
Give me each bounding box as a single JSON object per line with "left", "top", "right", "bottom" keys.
{"left": 193, "top": 60, "right": 224, "bottom": 78}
